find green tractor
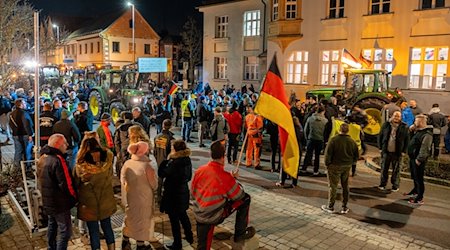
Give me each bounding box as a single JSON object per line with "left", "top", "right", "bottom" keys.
{"left": 88, "top": 67, "right": 149, "bottom": 122}
{"left": 306, "top": 68, "right": 404, "bottom": 137}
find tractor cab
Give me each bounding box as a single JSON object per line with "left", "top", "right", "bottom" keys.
{"left": 343, "top": 69, "right": 389, "bottom": 101}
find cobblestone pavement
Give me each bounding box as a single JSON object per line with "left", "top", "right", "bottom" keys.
{"left": 1, "top": 127, "right": 449, "bottom": 249}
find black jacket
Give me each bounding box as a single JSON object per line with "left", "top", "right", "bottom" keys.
{"left": 154, "top": 129, "right": 175, "bottom": 166}
{"left": 408, "top": 126, "right": 433, "bottom": 163}
{"left": 53, "top": 119, "right": 81, "bottom": 148}
{"left": 197, "top": 102, "right": 210, "bottom": 123}
{"left": 154, "top": 103, "right": 166, "bottom": 124}
{"left": 378, "top": 121, "right": 409, "bottom": 156}
{"left": 428, "top": 108, "right": 447, "bottom": 134}
{"left": 37, "top": 146, "right": 77, "bottom": 215}
{"left": 9, "top": 107, "right": 33, "bottom": 136}
{"left": 74, "top": 110, "right": 94, "bottom": 139}
{"left": 40, "top": 111, "right": 57, "bottom": 139}
{"left": 134, "top": 114, "right": 151, "bottom": 134}
{"left": 158, "top": 149, "right": 192, "bottom": 214}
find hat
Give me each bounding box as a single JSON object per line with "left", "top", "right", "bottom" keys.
{"left": 127, "top": 141, "right": 149, "bottom": 157}
{"left": 61, "top": 110, "right": 70, "bottom": 120}
{"left": 101, "top": 113, "right": 111, "bottom": 121}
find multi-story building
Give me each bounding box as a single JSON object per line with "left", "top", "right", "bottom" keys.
{"left": 199, "top": 0, "right": 268, "bottom": 90}
{"left": 159, "top": 34, "right": 182, "bottom": 81}
{"left": 268, "top": 0, "right": 450, "bottom": 113}
{"left": 63, "top": 9, "right": 160, "bottom": 68}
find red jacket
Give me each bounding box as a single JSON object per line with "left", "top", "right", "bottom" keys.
{"left": 223, "top": 111, "right": 243, "bottom": 134}
{"left": 191, "top": 161, "right": 244, "bottom": 224}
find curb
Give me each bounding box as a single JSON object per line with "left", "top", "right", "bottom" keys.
{"left": 365, "top": 158, "right": 450, "bottom": 187}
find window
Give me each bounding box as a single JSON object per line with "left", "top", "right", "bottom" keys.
{"left": 112, "top": 42, "right": 120, "bottom": 53}
{"left": 144, "top": 44, "right": 151, "bottom": 54}
{"left": 97, "top": 42, "right": 101, "bottom": 53}
{"left": 371, "top": 0, "right": 390, "bottom": 14}
{"left": 243, "top": 10, "right": 260, "bottom": 36}
{"left": 84, "top": 44, "right": 87, "bottom": 54}
{"left": 320, "top": 50, "right": 345, "bottom": 85}
{"left": 244, "top": 56, "right": 259, "bottom": 80}
{"left": 409, "top": 47, "right": 448, "bottom": 89}
{"left": 72, "top": 44, "right": 75, "bottom": 55}
{"left": 273, "top": 0, "right": 279, "bottom": 21}
{"left": 216, "top": 16, "right": 229, "bottom": 38}
{"left": 286, "top": 0, "right": 297, "bottom": 19}
{"left": 328, "top": 0, "right": 345, "bottom": 18}
{"left": 286, "top": 51, "right": 308, "bottom": 84}
{"left": 214, "top": 57, "right": 228, "bottom": 79}
{"left": 422, "top": 0, "right": 446, "bottom": 9}
{"left": 90, "top": 43, "right": 94, "bottom": 54}
{"left": 79, "top": 44, "right": 82, "bottom": 55}
{"left": 362, "top": 48, "right": 394, "bottom": 72}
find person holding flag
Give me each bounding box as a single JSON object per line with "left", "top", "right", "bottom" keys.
{"left": 245, "top": 105, "right": 263, "bottom": 169}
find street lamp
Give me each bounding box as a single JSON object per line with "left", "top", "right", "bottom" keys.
{"left": 127, "top": 2, "right": 135, "bottom": 63}
{"left": 52, "top": 24, "right": 60, "bottom": 44}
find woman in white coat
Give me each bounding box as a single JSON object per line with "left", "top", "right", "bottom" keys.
{"left": 121, "top": 141, "right": 158, "bottom": 250}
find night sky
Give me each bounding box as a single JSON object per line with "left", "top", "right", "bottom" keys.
{"left": 29, "top": 0, "right": 203, "bottom": 35}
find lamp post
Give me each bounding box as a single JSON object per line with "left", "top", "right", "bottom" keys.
{"left": 52, "top": 24, "right": 60, "bottom": 44}
{"left": 127, "top": 2, "right": 135, "bottom": 63}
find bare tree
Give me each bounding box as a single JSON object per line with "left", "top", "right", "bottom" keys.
{"left": 39, "top": 16, "right": 70, "bottom": 64}
{"left": 180, "top": 17, "right": 202, "bottom": 84}
{"left": 0, "top": 0, "right": 34, "bottom": 78}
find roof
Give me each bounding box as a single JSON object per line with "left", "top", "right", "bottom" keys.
{"left": 198, "top": 0, "right": 243, "bottom": 8}
{"left": 67, "top": 10, "right": 124, "bottom": 40}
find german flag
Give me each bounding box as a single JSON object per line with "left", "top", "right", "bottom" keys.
{"left": 255, "top": 55, "right": 299, "bottom": 178}
{"left": 168, "top": 83, "right": 179, "bottom": 95}
{"left": 359, "top": 50, "right": 373, "bottom": 69}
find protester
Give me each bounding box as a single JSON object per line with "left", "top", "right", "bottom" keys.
{"left": 39, "top": 102, "right": 57, "bottom": 147}
{"left": 276, "top": 117, "right": 302, "bottom": 187}
{"left": 382, "top": 97, "right": 401, "bottom": 121}
{"left": 223, "top": 103, "right": 243, "bottom": 165}
{"left": 197, "top": 96, "right": 210, "bottom": 147}
{"left": 158, "top": 140, "right": 194, "bottom": 249}
{"left": 191, "top": 141, "right": 255, "bottom": 249}
{"left": 428, "top": 103, "right": 447, "bottom": 158}
{"left": 409, "top": 99, "right": 423, "bottom": 116}
{"left": 266, "top": 120, "right": 280, "bottom": 172}
{"left": 445, "top": 116, "right": 450, "bottom": 154}
{"left": 9, "top": 98, "right": 34, "bottom": 170}
{"left": 301, "top": 105, "right": 328, "bottom": 175}
{"left": 74, "top": 132, "right": 116, "bottom": 250}
{"left": 121, "top": 141, "right": 158, "bottom": 250}
{"left": 96, "top": 113, "right": 114, "bottom": 152}
{"left": 406, "top": 115, "right": 433, "bottom": 205}
{"left": 37, "top": 134, "right": 77, "bottom": 250}
{"left": 245, "top": 105, "right": 263, "bottom": 169}
{"left": 210, "top": 106, "right": 229, "bottom": 142}
{"left": 400, "top": 101, "right": 415, "bottom": 127}
{"left": 53, "top": 110, "right": 81, "bottom": 170}
{"left": 151, "top": 96, "right": 166, "bottom": 134}
{"left": 52, "top": 98, "right": 63, "bottom": 121}
{"left": 74, "top": 101, "right": 93, "bottom": 141}
{"left": 132, "top": 107, "right": 151, "bottom": 134}
{"left": 378, "top": 111, "right": 409, "bottom": 192}
{"left": 181, "top": 94, "right": 195, "bottom": 142}
{"left": 322, "top": 123, "right": 359, "bottom": 214}
{"left": 0, "top": 91, "right": 13, "bottom": 143}
{"left": 114, "top": 111, "right": 140, "bottom": 176}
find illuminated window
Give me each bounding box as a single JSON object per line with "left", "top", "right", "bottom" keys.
{"left": 273, "top": 0, "right": 279, "bottom": 21}
{"left": 286, "top": 0, "right": 297, "bottom": 19}
{"left": 286, "top": 51, "right": 308, "bottom": 84}
{"left": 409, "top": 47, "right": 448, "bottom": 89}
{"left": 320, "top": 50, "right": 344, "bottom": 85}
{"left": 328, "top": 0, "right": 345, "bottom": 19}
{"left": 215, "top": 57, "right": 228, "bottom": 79}
{"left": 97, "top": 42, "right": 101, "bottom": 53}
{"left": 216, "top": 16, "right": 229, "bottom": 38}
{"left": 371, "top": 0, "right": 390, "bottom": 14}
{"left": 362, "top": 48, "right": 394, "bottom": 71}
{"left": 243, "top": 10, "right": 260, "bottom": 36}
{"left": 421, "top": 0, "right": 446, "bottom": 9}
{"left": 112, "top": 42, "right": 120, "bottom": 53}
{"left": 244, "top": 56, "right": 259, "bottom": 80}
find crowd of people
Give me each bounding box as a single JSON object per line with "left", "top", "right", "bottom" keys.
{"left": 0, "top": 82, "right": 449, "bottom": 249}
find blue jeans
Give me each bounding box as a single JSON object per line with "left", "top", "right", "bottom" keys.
{"left": 86, "top": 217, "right": 115, "bottom": 250}
{"left": 13, "top": 135, "right": 29, "bottom": 169}
{"left": 66, "top": 145, "right": 78, "bottom": 171}
{"left": 182, "top": 118, "right": 193, "bottom": 141}
{"left": 156, "top": 123, "right": 162, "bottom": 134}
{"left": 47, "top": 210, "right": 72, "bottom": 250}
{"left": 445, "top": 131, "right": 450, "bottom": 152}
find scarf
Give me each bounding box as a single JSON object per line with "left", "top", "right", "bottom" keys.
{"left": 56, "top": 154, "right": 77, "bottom": 199}
{"left": 101, "top": 121, "right": 114, "bottom": 149}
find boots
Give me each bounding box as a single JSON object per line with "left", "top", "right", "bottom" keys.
{"left": 121, "top": 240, "right": 131, "bottom": 250}
{"left": 107, "top": 243, "right": 115, "bottom": 250}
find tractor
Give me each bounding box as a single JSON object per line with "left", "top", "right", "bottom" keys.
{"left": 306, "top": 68, "right": 404, "bottom": 138}
{"left": 88, "top": 65, "right": 151, "bottom": 122}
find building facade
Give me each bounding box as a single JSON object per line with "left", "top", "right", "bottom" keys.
{"left": 199, "top": 0, "right": 268, "bottom": 90}
{"left": 267, "top": 0, "right": 450, "bottom": 113}
{"left": 63, "top": 9, "right": 160, "bottom": 68}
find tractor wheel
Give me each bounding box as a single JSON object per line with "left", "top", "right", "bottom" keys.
{"left": 110, "top": 102, "right": 126, "bottom": 123}
{"left": 89, "top": 91, "right": 103, "bottom": 120}
{"left": 355, "top": 98, "right": 388, "bottom": 138}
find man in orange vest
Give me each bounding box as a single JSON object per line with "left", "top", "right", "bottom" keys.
{"left": 191, "top": 141, "right": 255, "bottom": 250}
{"left": 245, "top": 105, "right": 264, "bottom": 169}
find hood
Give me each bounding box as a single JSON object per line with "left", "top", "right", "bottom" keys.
{"left": 40, "top": 145, "right": 63, "bottom": 156}
{"left": 75, "top": 150, "right": 113, "bottom": 182}
{"left": 429, "top": 107, "right": 441, "bottom": 114}
{"left": 168, "top": 149, "right": 191, "bottom": 159}
{"left": 417, "top": 125, "right": 434, "bottom": 132}
{"left": 312, "top": 113, "right": 325, "bottom": 120}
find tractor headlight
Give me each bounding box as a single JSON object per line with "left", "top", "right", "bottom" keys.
{"left": 132, "top": 97, "right": 140, "bottom": 104}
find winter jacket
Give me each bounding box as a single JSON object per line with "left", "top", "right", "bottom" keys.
{"left": 304, "top": 113, "right": 328, "bottom": 141}
{"left": 74, "top": 149, "right": 116, "bottom": 221}
{"left": 325, "top": 134, "right": 359, "bottom": 166}
{"left": 410, "top": 106, "right": 423, "bottom": 116}
{"left": 223, "top": 111, "right": 242, "bottom": 135}
{"left": 158, "top": 149, "right": 192, "bottom": 214}
{"left": 74, "top": 110, "right": 94, "bottom": 139}
{"left": 210, "top": 114, "right": 230, "bottom": 141}
{"left": 0, "top": 95, "right": 12, "bottom": 116}
{"left": 37, "top": 145, "right": 77, "bottom": 215}
{"left": 96, "top": 122, "right": 114, "bottom": 151}
{"left": 9, "top": 107, "right": 34, "bottom": 136}
{"left": 197, "top": 102, "right": 210, "bottom": 122}
{"left": 382, "top": 102, "right": 401, "bottom": 120}
{"left": 401, "top": 107, "right": 415, "bottom": 127}
{"left": 154, "top": 129, "right": 175, "bottom": 167}
{"left": 39, "top": 111, "right": 57, "bottom": 139}
{"left": 53, "top": 118, "right": 81, "bottom": 149}
{"left": 428, "top": 107, "right": 447, "bottom": 134}
{"left": 114, "top": 121, "right": 142, "bottom": 164}
{"left": 191, "top": 161, "right": 245, "bottom": 224}
{"left": 408, "top": 125, "right": 433, "bottom": 163}
{"left": 52, "top": 107, "right": 62, "bottom": 121}
{"left": 134, "top": 114, "right": 151, "bottom": 133}
{"left": 378, "top": 121, "right": 409, "bottom": 156}
{"left": 181, "top": 100, "right": 194, "bottom": 119}
{"left": 153, "top": 103, "right": 166, "bottom": 124}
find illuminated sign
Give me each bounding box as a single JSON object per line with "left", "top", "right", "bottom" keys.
{"left": 138, "top": 57, "right": 168, "bottom": 73}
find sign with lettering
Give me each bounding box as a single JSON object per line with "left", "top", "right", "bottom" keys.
{"left": 138, "top": 57, "right": 168, "bottom": 73}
